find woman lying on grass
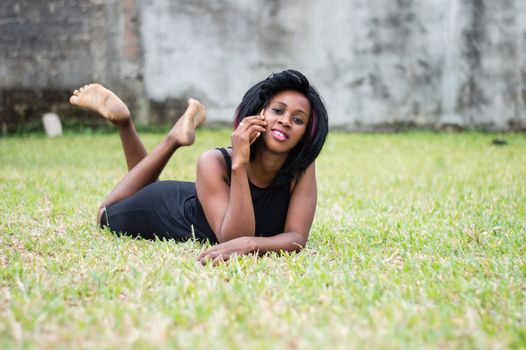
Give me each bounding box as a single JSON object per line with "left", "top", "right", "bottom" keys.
{"left": 69, "top": 69, "right": 328, "bottom": 264}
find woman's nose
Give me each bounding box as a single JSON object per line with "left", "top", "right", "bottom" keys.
{"left": 278, "top": 114, "right": 291, "bottom": 127}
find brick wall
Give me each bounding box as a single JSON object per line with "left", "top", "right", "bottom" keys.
{"left": 0, "top": 0, "right": 147, "bottom": 133}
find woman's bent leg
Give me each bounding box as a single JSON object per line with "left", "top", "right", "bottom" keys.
{"left": 117, "top": 119, "right": 148, "bottom": 171}
{"left": 70, "top": 84, "right": 148, "bottom": 170}
{"left": 102, "top": 99, "right": 206, "bottom": 206}
{"left": 70, "top": 83, "right": 206, "bottom": 225}
{"left": 99, "top": 98, "right": 206, "bottom": 211}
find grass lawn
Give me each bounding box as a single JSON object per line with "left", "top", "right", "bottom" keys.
{"left": 1, "top": 130, "right": 525, "bottom": 349}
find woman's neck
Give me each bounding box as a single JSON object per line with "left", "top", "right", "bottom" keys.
{"left": 247, "top": 148, "right": 287, "bottom": 188}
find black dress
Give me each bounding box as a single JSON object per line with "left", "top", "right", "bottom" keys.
{"left": 100, "top": 148, "right": 291, "bottom": 243}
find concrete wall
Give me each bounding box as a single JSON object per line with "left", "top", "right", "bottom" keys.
{"left": 139, "top": 0, "right": 526, "bottom": 130}
{"left": 1, "top": 0, "right": 525, "bottom": 131}
{"left": 0, "top": 0, "right": 148, "bottom": 132}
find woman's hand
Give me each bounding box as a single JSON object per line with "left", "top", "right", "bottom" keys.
{"left": 197, "top": 236, "right": 257, "bottom": 265}
{"left": 231, "top": 113, "right": 266, "bottom": 168}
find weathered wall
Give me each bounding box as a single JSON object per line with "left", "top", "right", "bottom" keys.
{"left": 1, "top": 0, "right": 525, "bottom": 131}
{"left": 0, "top": 0, "right": 147, "bottom": 132}
{"left": 140, "top": 0, "right": 526, "bottom": 130}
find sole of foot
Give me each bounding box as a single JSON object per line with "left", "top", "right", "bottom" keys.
{"left": 168, "top": 98, "right": 207, "bottom": 146}
{"left": 69, "top": 83, "right": 130, "bottom": 123}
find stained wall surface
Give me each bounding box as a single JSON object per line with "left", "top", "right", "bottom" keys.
{"left": 2, "top": 0, "right": 525, "bottom": 130}
{"left": 139, "top": 0, "right": 526, "bottom": 129}
{"left": 0, "top": 0, "right": 148, "bottom": 130}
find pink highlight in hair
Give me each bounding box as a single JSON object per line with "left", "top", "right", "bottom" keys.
{"left": 309, "top": 112, "right": 317, "bottom": 137}
{"left": 233, "top": 110, "right": 242, "bottom": 129}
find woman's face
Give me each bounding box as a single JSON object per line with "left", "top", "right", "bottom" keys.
{"left": 260, "top": 90, "right": 311, "bottom": 154}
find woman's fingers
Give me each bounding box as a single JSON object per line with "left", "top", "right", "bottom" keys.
{"left": 237, "top": 122, "right": 266, "bottom": 136}
{"left": 197, "top": 250, "right": 208, "bottom": 261}
{"left": 230, "top": 113, "right": 266, "bottom": 165}
{"left": 198, "top": 252, "right": 214, "bottom": 265}
{"left": 238, "top": 114, "right": 266, "bottom": 130}
{"left": 250, "top": 131, "right": 261, "bottom": 145}
{"left": 197, "top": 246, "right": 218, "bottom": 261}
{"left": 234, "top": 116, "right": 266, "bottom": 145}
{"left": 212, "top": 254, "right": 229, "bottom": 266}
{"left": 198, "top": 250, "right": 230, "bottom": 266}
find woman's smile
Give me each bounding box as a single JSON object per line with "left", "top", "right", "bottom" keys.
{"left": 271, "top": 127, "right": 289, "bottom": 141}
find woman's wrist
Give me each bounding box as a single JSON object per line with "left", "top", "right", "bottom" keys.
{"left": 244, "top": 236, "right": 258, "bottom": 253}
{"left": 231, "top": 161, "right": 248, "bottom": 172}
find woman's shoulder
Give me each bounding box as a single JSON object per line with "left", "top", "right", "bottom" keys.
{"left": 289, "top": 162, "right": 316, "bottom": 193}
{"left": 199, "top": 147, "right": 230, "bottom": 163}
{"left": 197, "top": 148, "right": 231, "bottom": 180}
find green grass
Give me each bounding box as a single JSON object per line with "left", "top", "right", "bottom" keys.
{"left": 1, "top": 130, "right": 525, "bottom": 349}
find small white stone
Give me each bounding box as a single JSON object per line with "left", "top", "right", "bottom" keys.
{"left": 42, "top": 112, "right": 63, "bottom": 137}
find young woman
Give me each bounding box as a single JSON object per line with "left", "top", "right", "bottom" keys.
{"left": 69, "top": 69, "right": 328, "bottom": 264}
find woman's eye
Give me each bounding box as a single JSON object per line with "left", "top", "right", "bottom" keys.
{"left": 293, "top": 118, "right": 304, "bottom": 125}
{"left": 272, "top": 108, "right": 283, "bottom": 115}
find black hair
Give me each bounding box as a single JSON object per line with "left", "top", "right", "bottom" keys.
{"left": 234, "top": 69, "right": 329, "bottom": 186}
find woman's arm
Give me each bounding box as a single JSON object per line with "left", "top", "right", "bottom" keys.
{"left": 198, "top": 163, "right": 317, "bottom": 264}
{"left": 196, "top": 115, "right": 266, "bottom": 243}
{"left": 195, "top": 150, "right": 256, "bottom": 242}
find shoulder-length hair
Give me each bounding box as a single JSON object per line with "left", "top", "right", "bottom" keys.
{"left": 233, "top": 69, "right": 329, "bottom": 187}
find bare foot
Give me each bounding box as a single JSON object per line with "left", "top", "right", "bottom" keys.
{"left": 69, "top": 83, "right": 130, "bottom": 122}
{"left": 168, "top": 98, "right": 207, "bottom": 146}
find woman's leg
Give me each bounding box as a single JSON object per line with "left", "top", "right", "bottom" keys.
{"left": 116, "top": 120, "right": 148, "bottom": 171}
{"left": 69, "top": 84, "right": 206, "bottom": 223}
{"left": 101, "top": 98, "right": 205, "bottom": 208}
{"left": 70, "top": 84, "right": 148, "bottom": 170}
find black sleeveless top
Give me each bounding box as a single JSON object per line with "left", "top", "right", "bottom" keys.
{"left": 188, "top": 147, "right": 291, "bottom": 243}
